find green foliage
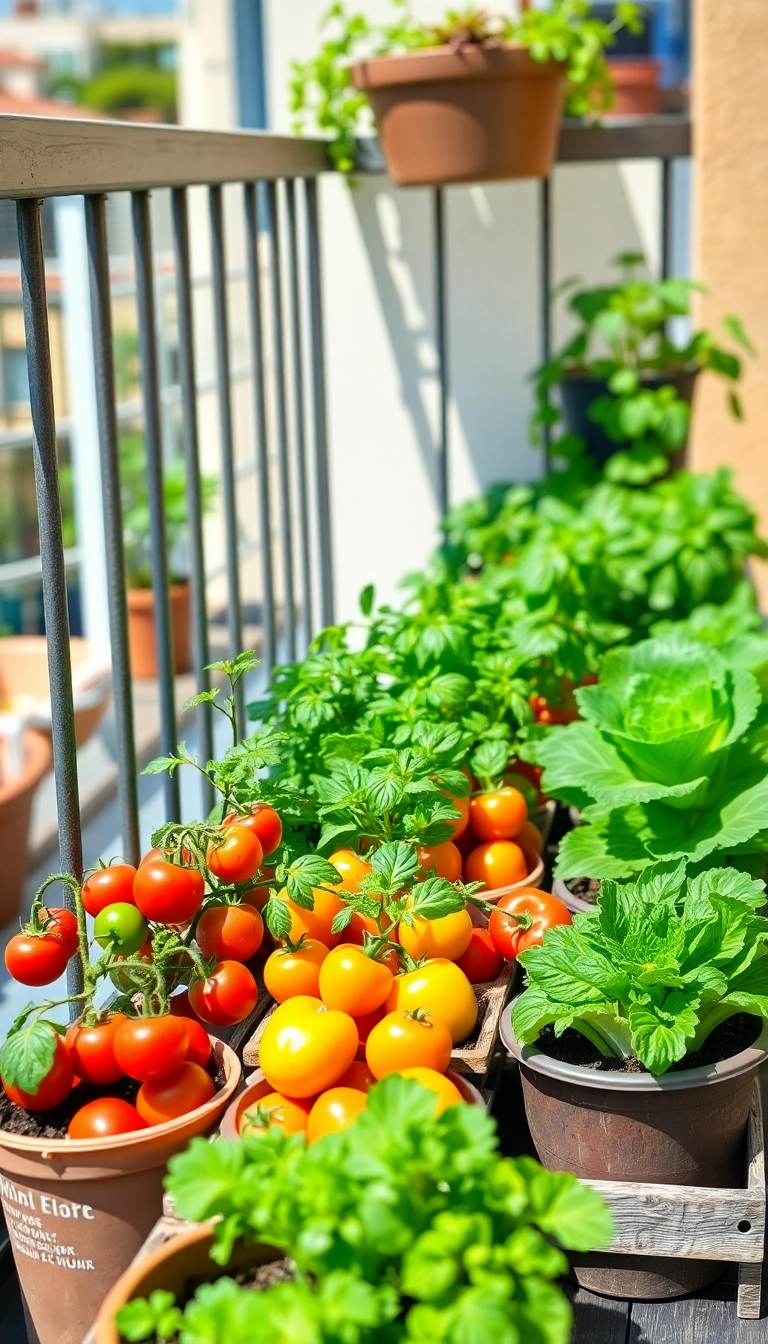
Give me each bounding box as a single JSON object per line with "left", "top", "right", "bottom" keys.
{"left": 513, "top": 862, "right": 768, "bottom": 1073}
{"left": 531, "top": 254, "right": 755, "bottom": 484}
{"left": 126, "top": 1075, "right": 611, "bottom": 1343}
{"left": 120, "top": 433, "right": 218, "bottom": 587}
{"left": 52, "top": 42, "right": 178, "bottom": 122}
{"left": 528, "top": 631, "right": 768, "bottom": 879}
{"left": 291, "top": 1, "right": 642, "bottom": 175}
{"left": 0, "top": 1016, "right": 60, "bottom": 1096}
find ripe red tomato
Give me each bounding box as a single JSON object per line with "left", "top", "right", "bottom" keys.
{"left": 464, "top": 840, "right": 528, "bottom": 890}
{"left": 4, "top": 932, "right": 69, "bottom": 987}
{"left": 134, "top": 860, "right": 205, "bottom": 924}
{"left": 113, "top": 1015, "right": 189, "bottom": 1083}
{"left": 196, "top": 903, "right": 264, "bottom": 963}
{"left": 416, "top": 840, "right": 462, "bottom": 881}
{"left": 82, "top": 864, "right": 137, "bottom": 917}
{"left": 184, "top": 1019, "right": 212, "bottom": 1068}
{"left": 41, "top": 907, "right": 79, "bottom": 958}
{"left": 223, "top": 804, "right": 283, "bottom": 857}
{"left": 207, "top": 826, "right": 263, "bottom": 884}
{"left": 188, "top": 960, "right": 258, "bottom": 1026}
{"left": 68, "top": 1098, "right": 146, "bottom": 1140}
{"left": 136, "top": 1062, "right": 215, "bottom": 1127}
{"left": 3, "top": 1037, "right": 74, "bottom": 1112}
{"left": 488, "top": 888, "right": 572, "bottom": 960}
{"left": 469, "top": 787, "right": 527, "bottom": 843}
{"left": 65, "top": 1014, "right": 126, "bottom": 1085}
{"left": 455, "top": 928, "right": 503, "bottom": 984}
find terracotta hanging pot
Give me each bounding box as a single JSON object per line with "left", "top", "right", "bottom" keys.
{"left": 352, "top": 44, "right": 565, "bottom": 186}
{"left": 607, "top": 58, "right": 662, "bottom": 117}
{"left": 0, "top": 1039, "right": 241, "bottom": 1344}
{"left": 126, "top": 582, "right": 191, "bottom": 680}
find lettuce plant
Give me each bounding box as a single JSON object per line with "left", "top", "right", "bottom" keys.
{"left": 117, "top": 1076, "right": 611, "bottom": 1344}
{"left": 530, "top": 631, "right": 768, "bottom": 880}
{"left": 512, "top": 862, "right": 768, "bottom": 1074}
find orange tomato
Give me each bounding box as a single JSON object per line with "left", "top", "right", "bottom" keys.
{"left": 517, "top": 819, "right": 543, "bottom": 857}
{"left": 417, "top": 840, "right": 463, "bottom": 882}
{"left": 366, "top": 1009, "right": 453, "bottom": 1079}
{"left": 259, "top": 995, "right": 358, "bottom": 1098}
{"left": 264, "top": 938, "right": 328, "bottom": 1002}
{"left": 275, "top": 886, "right": 346, "bottom": 949}
{"left": 239, "top": 1091, "right": 313, "bottom": 1137}
{"left": 385, "top": 959, "right": 478, "bottom": 1044}
{"left": 328, "top": 849, "right": 372, "bottom": 892}
{"left": 400, "top": 1066, "right": 464, "bottom": 1115}
{"left": 398, "top": 907, "right": 473, "bottom": 963}
{"left": 318, "top": 945, "right": 394, "bottom": 1017}
{"left": 469, "top": 787, "right": 527, "bottom": 842}
{"left": 335, "top": 1060, "right": 376, "bottom": 1092}
{"left": 464, "top": 841, "right": 528, "bottom": 890}
{"left": 444, "top": 792, "right": 469, "bottom": 840}
{"left": 306, "top": 1086, "right": 367, "bottom": 1143}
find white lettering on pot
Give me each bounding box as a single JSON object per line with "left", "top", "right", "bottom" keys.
{"left": 1, "top": 1183, "right": 97, "bottom": 1273}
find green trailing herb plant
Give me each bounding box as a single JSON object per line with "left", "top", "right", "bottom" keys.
{"left": 291, "top": 1, "right": 642, "bottom": 175}
{"left": 120, "top": 433, "right": 218, "bottom": 588}
{"left": 527, "top": 630, "right": 768, "bottom": 881}
{"left": 117, "top": 1074, "right": 612, "bottom": 1344}
{"left": 512, "top": 862, "right": 768, "bottom": 1074}
{"left": 531, "top": 253, "right": 755, "bottom": 484}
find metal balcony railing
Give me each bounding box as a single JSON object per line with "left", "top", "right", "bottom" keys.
{"left": 0, "top": 111, "right": 691, "bottom": 1007}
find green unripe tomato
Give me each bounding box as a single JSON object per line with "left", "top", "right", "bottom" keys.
{"left": 94, "top": 903, "right": 149, "bottom": 955}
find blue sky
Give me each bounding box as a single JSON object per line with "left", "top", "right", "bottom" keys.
{"left": 0, "top": 1, "right": 179, "bottom": 14}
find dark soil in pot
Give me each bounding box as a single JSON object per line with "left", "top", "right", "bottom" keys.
{"left": 535, "top": 1012, "right": 762, "bottom": 1073}
{"left": 559, "top": 366, "right": 698, "bottom": 469}
{"left": 551, "top": 874, "right": 599, "bottom": 914}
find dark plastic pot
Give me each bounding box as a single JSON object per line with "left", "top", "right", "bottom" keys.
{"left": 500, "top": 1002, "right": 768, "bottom": 1300}
{"left": 560, "top": 367, "right": 699, "bottom": 469}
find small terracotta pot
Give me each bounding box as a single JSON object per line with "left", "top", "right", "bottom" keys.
{"left": 0, "top": 1039, "right": 241, "bottom": 1344}
{"left": 607, "top": 58, "right": 662, "bottom": 117}
{"left": 501, "top": 1003, "right": 768, "bottom": 1300}
{"left": 0, "top": 636, "right": 111, "bottom": 748}
{"left": 126, "top": 582, "right": 191, "bottom": 680}
{"left": 352, "top": 44, "right": 565, "bottom": 186}
{"left": 0, "top": 728, "right": 51, "bottom": 926}
{"left": 95, "top": 1222, "right": 280, "bottom": 1344}
{"left": 560, "top": 367, "right": 698, "bottom": 472}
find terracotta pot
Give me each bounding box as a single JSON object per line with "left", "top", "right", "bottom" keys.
{"left": 95, "top": 1222, "right": 281, "bottom": 1344}
{"left": 560, "top": 367, "right": 698, "bottom": 471}
{"left": 0, "top": 1039, "right": 241, "bottom": 1344}
{"left": 0, "top": 728, "right": 51, "bottom": 926}
{"left": 352, "top": 44, "right": 565, "bottom": 186}
{"left": 501, "top": 1004, "right": 768, "bottom": 1300}
{"left": 126, "top": 583, "right": 191, "bottom": 680}
{"left": 0, "top": 636, "right": 111, "bottom": 748}
{"left": 220, "top": 1068, "right": 485, "bottom": 1140}
{"left": 607, "top": 58, "right": 662, "bottom": 117}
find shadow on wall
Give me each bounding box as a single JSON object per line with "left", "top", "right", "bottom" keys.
{"left": 349, "top": 160, "right": 661, "bottom": 505}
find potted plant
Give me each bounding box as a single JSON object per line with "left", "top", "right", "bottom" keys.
{"left": 121, "top": 433, "right": 217, "bottom": 680}
{"left": 501, "top": 861, "right": 768, "bottom": 1298}
{"left": 291, "top": 0, "right": 643, "bottom": 185}
{"left": 96, "top": 1074, "right": 612, "bottom": 1344}
{"left": 531, "top": 253, "right": 755, "bottom": 484}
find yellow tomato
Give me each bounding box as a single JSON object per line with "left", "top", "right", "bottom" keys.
{"left": 400, "top": 1066, "right": 464, "bottom": 1115}
{"left": 385, "top": 959, "right": 478, "bottom": 1044}
{"left": 306, "top": 1086, "right": 367, "bottom": 1143}
{"left": 397, "top": 907, "right": 473, "bottom": 963}
{"left": 259, "top": 995, "right": 358, "bottom": 1098}
{"left": 318, "top": 945, "right": 394, "bottom": 1017}
{"left": 275, "top": 886, "right": 346, "bottom": 949}
{"left": 328, "top": 849, "right": 372, "bottom": 892}
{"left": 239, "top": 1091, "right": 312, "bottom": 1137}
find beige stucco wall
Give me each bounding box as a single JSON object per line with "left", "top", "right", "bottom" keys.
{"left": 691, "top": 0, "right": 768, "bottom": 603}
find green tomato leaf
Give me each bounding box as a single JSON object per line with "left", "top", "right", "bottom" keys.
{"left": 0, "top": 1020, "right": 58, "bottom": 1094}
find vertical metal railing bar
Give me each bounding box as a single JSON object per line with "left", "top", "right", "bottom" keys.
{"left": 244, "top": 181, "right": 276, "bottom": 673}
{"left": 84, "top": 192, "right": 141, "bottom": 865}
{"left": 304, "top": 177, "right": 334, "bottom": 631}
{"left": 17, "top": 197, "right": 84, "bottom": 1001}
{"left": 539, "top": 177, "right": 552, "bottom": 474}
{"left": 132, "top": 189, "right": 180, "bottom": 823}
{"left": 660, "top": 157, "right": 673, "bottom": 281}
{"left": 286, "top": 179, "right": 313, "bottom": 653}
{"left": 172, "top": 187, "right": 214, "bottom": 812}
{"left": 209, "top": 184, "right": 246, "bottom": 735}
{"left": 434, "top": 187, "right": 449, "bottom": 517}
{"left": 266, "top": 179, "right": 296, "bottom": 663}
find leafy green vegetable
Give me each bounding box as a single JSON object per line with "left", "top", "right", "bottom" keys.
{"left": 513, "top": 862, "right": 768, "bottom": 1073}
{"left": 528, "top": 631, "right": 768, "bottom": 879}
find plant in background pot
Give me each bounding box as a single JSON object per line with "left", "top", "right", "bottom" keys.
{"left": 502, "top": 861, "right": 768, "bottom": 1299}
{"left": 531, "top": 252, "right": 755, "bottom": 483}
{"left": 291, "top": 0, "right": 642, "bottom": 185}
{"left": 98, "top": 1074, "right": 611, "bottom": 1344}
{"left": 121, "top": 433, "right": 217, "bottom": 680}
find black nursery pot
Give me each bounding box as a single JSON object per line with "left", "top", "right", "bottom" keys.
{"left": 560, "top": 367, "right": 699, "bottom": 470}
